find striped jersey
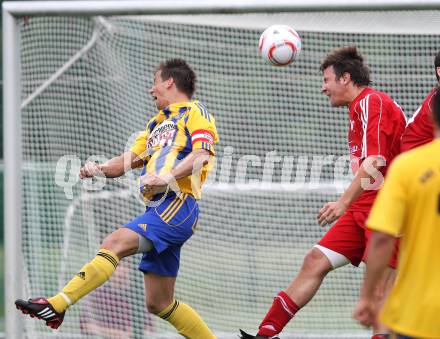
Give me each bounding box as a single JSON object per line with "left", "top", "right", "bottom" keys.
{"left": 131, "top": 100, "right": 219, "bottom": 201}
{"left": 348, "top": 87, "right": 406, "bottom": 212}
{"left": 400, "top": 87, "right": 437, "bottom": 152}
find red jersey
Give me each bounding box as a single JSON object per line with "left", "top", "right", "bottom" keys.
{"left": 400, "top": 87, "right": 437, "bottom": 152}
{"left": 348, "top": 87, "right": 406, "bottom": 212}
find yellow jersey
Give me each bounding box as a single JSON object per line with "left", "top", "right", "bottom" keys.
{"left": 131, "top": 100, "right": 219, "bottom": 201}
{"left": 367, "top": 139, "right": 440, "bottom": 338}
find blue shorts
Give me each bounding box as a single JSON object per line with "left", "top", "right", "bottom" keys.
{"left": 394, "top": 335, "right": 414, "bottom": 339}
{"left": 124, "top": 192, "right": 198, "bottom": 277}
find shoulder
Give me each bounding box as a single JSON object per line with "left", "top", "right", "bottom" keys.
{"left": 187, "top": 100, "right": 214, "bottom": 122}
{"left": 189, "top": 100, "right": 209, "bottom": 113}
{"left": 367, "top": 89, "right": 406, "bottom": 120}
{"left": 352, "top": 88, "right": 387, "bottom": 113}
{"left": 146, "top": 114, "right": 160, "bottom": 131}
{"left": 365, "top": 89, "right": 395, "bottom": 106}
{"left": 352, "top": 89, "right": 389, "bottom": 121}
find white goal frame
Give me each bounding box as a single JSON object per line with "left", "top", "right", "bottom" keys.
{"left": 3, "top": 1, "right": 440, "bottom": 338}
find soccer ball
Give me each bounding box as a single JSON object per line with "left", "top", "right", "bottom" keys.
{"left": 259, "top": 25, "right": 302, "bottom": 66}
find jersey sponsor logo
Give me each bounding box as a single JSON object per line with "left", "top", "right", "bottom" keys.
{"left": 147, "top": 120, "right": 177, "bottom": 152}
{"left": 191, "top": 129, "right": 214, "bottom": 145}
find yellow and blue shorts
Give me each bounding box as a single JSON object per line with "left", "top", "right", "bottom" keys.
{"left": 124, "top": 191, "right": 198, "bottom": 277}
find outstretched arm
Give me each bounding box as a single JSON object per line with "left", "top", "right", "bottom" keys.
{"left": 80, "top": 151, "right": 144, "bottom": 179}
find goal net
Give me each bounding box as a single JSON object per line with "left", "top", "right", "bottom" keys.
{"left": 12, "top": 6, "right": 440, "bottom": 339}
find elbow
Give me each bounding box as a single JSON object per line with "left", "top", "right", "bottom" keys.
{"left": 194, "top": 149, "right": 213, "bottom": 165}
{"left": 369, "top": 231, "right": 395, "bottom": 253}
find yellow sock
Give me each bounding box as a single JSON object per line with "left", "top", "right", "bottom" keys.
{"left": 48, "top": 249, "right": 119, "bottom": 313}
{"left": 158, "top": 300, "right": 216, "bottom": 339}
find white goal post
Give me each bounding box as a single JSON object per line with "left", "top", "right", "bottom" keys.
{"left": 4, "top": 1, "right": 440, "bottom": 339}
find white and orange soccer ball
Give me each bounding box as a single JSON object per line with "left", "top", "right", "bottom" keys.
{"left": 259, "top": 25, "right": 302, "bottom": 66}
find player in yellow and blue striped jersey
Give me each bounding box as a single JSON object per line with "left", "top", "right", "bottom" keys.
{"left": 15, "top": 59, "right": 219, "bottom": 339}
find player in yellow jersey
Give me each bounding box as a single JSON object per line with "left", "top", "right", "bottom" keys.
{"left": 15, "top": 59, "right": 219, "bottom": 339}
{"left": 353, "top": 88, "right": 440, "bottom": 338}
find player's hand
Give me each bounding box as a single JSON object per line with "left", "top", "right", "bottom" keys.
{"left": 352, "top": 297, "right": 378, "bottom": 328}
{"left": 141, "top": 173, "right": 172, "bottom": 195}
{"left": 79, "top": 162, "right": 103, "bottom": 179}
{"left": 317, "top": 200, "right": 348, "bottom": 227}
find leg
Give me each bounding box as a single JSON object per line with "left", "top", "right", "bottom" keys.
{"left": 144, "top": 272, "right": 176, "bottom": 315}
{"left": 241, "top": 212, "right": 362, "bottom": 339}
{"left": 15, "top": 227, "right": 141, "bottom": 329}
{"left": 49, "top": 228, "right": 140, "bottom": 310}
{"left": 144, "top": 273, "right": 216, "bottom": 339}
{"left": 285, "top": 247, "right": 333, "bottom": 307}
{"left": 101, "top": 227, "right": 142, "bottom": 258}
{"left": 253, "top": 248, "right": 335, "bottom": 338}
{"left": 137, "top": 194, "right": 213, "bottom": 338}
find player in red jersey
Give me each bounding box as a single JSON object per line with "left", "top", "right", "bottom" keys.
{"left": 240, "top": 46, "right": 406, "bottom": 339}
{"left": 400, "top": 51, "right": 440, "bottom": 152}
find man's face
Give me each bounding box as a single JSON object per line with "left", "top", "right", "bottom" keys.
{"left": 436, "top": 66, "right": 440, "bottom": 83}
{"left": 321, "top": 66, "right": 348, "bottom": 107}
{"left": 149, "top": 70, "right": 171, "bottom": 110}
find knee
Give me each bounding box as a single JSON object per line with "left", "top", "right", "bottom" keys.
{"left": 101, "top": 233, "right": 122, "bottom": 253}
{"left": 101, "top": 232, "right": 129, "bottom": 259}
{"left": 146, "top": 299, "right": 171, "bottom": 315}
{"left": 301, "top": 248, "right": 332, "bottom": 277}
{"left": 146, "top": 301, "right": 162, "bottom": 315}
{"left": 100, "top": 228, "right": 139, "bottom": 259}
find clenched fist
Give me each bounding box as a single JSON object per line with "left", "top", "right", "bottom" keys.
{"left": 79, "top": 162, "right": 102, "bottom": 179}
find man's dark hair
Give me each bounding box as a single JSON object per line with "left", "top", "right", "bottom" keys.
{"left": 320, "top": 45, "right": 371, "bottom": 86}
{"left": 433, "top": 88, "right": 440, "bottom": 128}
{"left": 157, "top": 58, "right": 196, "bottom": 97}
{"left": 434, "top": 51, "right": 440, "bottom": 82}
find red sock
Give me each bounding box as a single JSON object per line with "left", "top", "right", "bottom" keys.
{"left": 257, "top": 291, "right": 300, "bottom": 337}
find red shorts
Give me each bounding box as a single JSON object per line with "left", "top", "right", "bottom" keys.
{"left": 318, "top": 210, "right": 399, "bottom": 268}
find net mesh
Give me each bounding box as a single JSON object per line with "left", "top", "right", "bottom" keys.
{"left": 17, "top": 10, "right": 440, "bottom": 338}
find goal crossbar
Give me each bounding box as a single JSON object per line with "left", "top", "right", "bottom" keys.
{"left": 3, "top": 0, "right": 440, "bottom": 16}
